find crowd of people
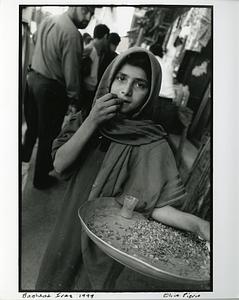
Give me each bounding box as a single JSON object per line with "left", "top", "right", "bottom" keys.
{"left": 21, "top": 6, "right": 210, "bottom": 291}
{"left": 22, "top": 6, "right": 121, "bottom": 189}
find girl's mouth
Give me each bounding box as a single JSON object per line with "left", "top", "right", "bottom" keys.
{"left": 118, "top": 98, "right": 130, "bottom": 104}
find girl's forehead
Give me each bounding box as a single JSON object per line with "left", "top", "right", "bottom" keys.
{"left": 116, "top": 63, "right": 148, "bottom": 80}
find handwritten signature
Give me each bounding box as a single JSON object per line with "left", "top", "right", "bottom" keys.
{"left": 163, "top": 292, "right": 201, "bottom": 298}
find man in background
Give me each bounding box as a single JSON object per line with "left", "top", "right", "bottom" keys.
{"left": 81, "top": 24, "right": 110, "bottom": 119}
{"left": 149, "top": 43, "right": 193, "bottom": 136}
{"left": 98, "top": 32, "right": 121, "bottom": 81}
{"left": 22, "top": 7, "right": 95, "bottom": 189}
{"left": 149, "top": 43, "right": 176, "bottom": 100}
{"left": 82, "top": 32, "right": 93, "bottom": 47}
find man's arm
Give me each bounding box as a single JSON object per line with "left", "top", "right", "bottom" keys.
{"left": 151, "top": 205, "right": 210, "bottom": 241}
{"left": 61, "top": 31, "right": 83, "bottom": 103}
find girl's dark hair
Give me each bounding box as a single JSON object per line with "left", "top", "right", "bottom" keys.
{"left": 123, "top": 52, "right": 151, "bottom": 84}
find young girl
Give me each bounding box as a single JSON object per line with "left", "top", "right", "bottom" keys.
{"left": 35, "top": 47, "right": 210, "bottom": 291}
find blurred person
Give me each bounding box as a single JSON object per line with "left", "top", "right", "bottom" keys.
{"left": 98, "top": 32, "right": 121, "bottom": 81}
{"left": 22, "top": 6, "right": 95, "bottom": 189}
{"left": 150, "top": 43, "right": 193, "bottom": 138}
{"left": 108, "top": 32, "right": 121, "bottom": 53}
{"left": 81, "top": 24, "right": 110, "bottom": 119}
{"left": 149, "top": 43, "right": 175, "bottom": 100}
{"left": 82, "top": 32, "right": 93, "bottom": 47}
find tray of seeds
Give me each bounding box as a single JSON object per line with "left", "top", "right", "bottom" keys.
{"left": 78, "top": 196, "right": 210, "bottom": 285}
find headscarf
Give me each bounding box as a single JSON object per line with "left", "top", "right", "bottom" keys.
{"left": 87, "top": 48, "right": 184, "bottom": 212}
{"left": 93, "top": 47, "right": 167, "bottom": 145}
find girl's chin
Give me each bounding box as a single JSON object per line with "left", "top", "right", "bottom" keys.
{"left": 116, "top": 110, "right": 135, "bottom": 119}
{"left": 119, "top": 105, "right": 139, "bottom": 115}
{"left": 119, "top": 108, "right": 131, "bottom": 116}
{"left": 119, "top": 103, "right": 132, "bottom": 114}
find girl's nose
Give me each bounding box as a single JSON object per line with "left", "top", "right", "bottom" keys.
{"left": 121, "top": 82, "right": 133, "bottom": 96}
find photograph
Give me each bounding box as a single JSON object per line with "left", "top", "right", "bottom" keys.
{"left": 19, "top": 4, "right": 213, "bottom": 294}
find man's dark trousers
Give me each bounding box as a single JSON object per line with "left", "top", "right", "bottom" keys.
{"left": 22, "top": 70, "right": 68, "bottom": 188}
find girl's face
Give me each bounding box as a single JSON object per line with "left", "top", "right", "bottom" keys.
{"left": 110, "top": 63, "right": 149, "bottom": 116}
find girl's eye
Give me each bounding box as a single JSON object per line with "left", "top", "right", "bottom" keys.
{"left": 116, "top": 74, "right": 126, "bottom": 81}
{"left": 135, "top": 81, "right": 148, "bottom": 89}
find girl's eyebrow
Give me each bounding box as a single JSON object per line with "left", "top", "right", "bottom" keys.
{"left": 117, "top": 71, "right": 148, "bottom": 83}
{"left": 117, "top": 71, "right": 127, "bottom": 76}
{"left": 135, "top": 78, "right": 148, "bottom": 83}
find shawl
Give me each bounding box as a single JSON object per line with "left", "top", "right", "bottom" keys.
{"left": 87, "top": 48, "right": 185, "bottom": 213}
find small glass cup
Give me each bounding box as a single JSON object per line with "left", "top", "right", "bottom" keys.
{"left": 120, "top": 194, "right": 139, "bottom": 219}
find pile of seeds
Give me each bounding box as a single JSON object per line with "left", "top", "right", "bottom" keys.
{"left": 120, "top": 219, "right": 210, "bottom": 279}
{"left": 87, "top": 213, "right": 210, "bottom": 280}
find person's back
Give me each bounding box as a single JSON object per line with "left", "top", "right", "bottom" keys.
{"left": 149, "top": 43, "right": 175, "bottom": 99}
{"left": 81, "top": 24, "right": 110, "bottom": 118}
{"left": 156, "top": 55, "right": 175, "bottom": 99}
{"left": 22, "top": 7, "right": 95, "bottom": 189}
{"left": 98, "top": 32, "right": 121, "bottom": 81}
{"left": 83, "top": 40, "right": 100, "bottom": 92}
{"left": 32, "top": 13, "right": 83, "bottom": 100}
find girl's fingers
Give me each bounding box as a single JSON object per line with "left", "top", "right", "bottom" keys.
{"left": 96, "top": 93, "right": 117, "bottom": 103}
{"left": 104, "top": 113, "right": 116, "bottom": 120}
{"left": 91, "top": 94, "right": 122, "bottom": 123}
{"left": 104, "top": 105, "right": 119, "bottom": 114}
{"left": 102, "top": 98, "right": 123, "bottom": 108}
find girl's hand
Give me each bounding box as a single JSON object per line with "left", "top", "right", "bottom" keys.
{"left": 197, "top": 219, "right": 210, "bottom": 242}
{"left": 87, "top": 93, "right": 123, "bottom": 126}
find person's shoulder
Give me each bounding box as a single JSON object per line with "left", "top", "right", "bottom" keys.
{"left": 56, "top": 12, "right": 70, "bottom": 25}
{"left": 107, "top": 50, "right": 118, "bottom": 61}
{"left": 90, "top": 46, "right": 99, "bottom": 59}
{"left": 56, "top": 13, "right": 79, "bottom": 37}
{"left": 83, "top": 44, "right": 93, "bottom": 56}
{"left": 37, "top": 14, "right": 54, "bottom": 30}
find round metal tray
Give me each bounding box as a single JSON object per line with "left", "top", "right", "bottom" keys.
{"left": 78, "top": 197, "right": 210, "bottom": 286}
